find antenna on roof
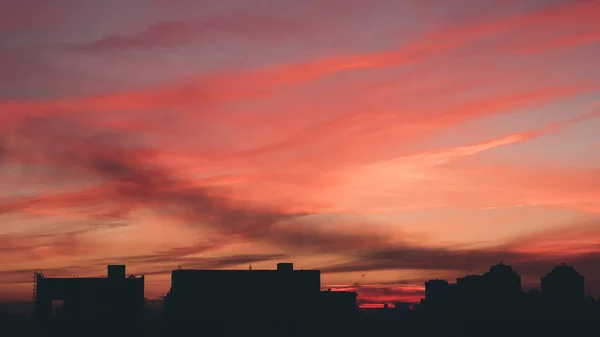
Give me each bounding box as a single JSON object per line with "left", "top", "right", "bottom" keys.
{"left": 249, "top": 264, "right": 252, "bottom": 271}
{"left": 177, "top": 265, "right": 182, "bottom": 270}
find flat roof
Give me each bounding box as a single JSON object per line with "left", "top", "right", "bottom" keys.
{"left": 37, "top": 276, "right": 143, "bottom": 281}
{"left": 173, "top": 269, "right": 319, "bottom": 273}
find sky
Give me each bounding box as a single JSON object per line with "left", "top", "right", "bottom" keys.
{"left": 0, "top": 0, "right": 599, "bottom": 307}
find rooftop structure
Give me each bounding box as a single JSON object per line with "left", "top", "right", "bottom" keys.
{"left": 164, "top": 262, "right": 356, "bottom": 320}
{"left": 34, "top": 265, "right": 144, "bottom": 320}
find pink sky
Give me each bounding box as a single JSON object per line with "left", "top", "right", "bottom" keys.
{"left": 1, "top": 0, "right": 599, "bottom": 306}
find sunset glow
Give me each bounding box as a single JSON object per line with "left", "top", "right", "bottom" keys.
{"left": 1, "top": 0, "right": 599, "bottom": 306}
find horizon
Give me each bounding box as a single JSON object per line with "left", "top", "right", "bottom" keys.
{"left": 1, "top": 0, "right": 599, "bottom": 307}
{"left": 1, "top": 260, "right": 593, "bottom": 308}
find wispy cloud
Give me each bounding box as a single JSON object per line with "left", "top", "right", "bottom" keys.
{"left": 320, "top": 223, "right": 600, "bottom": 295}
{"left": 1, "top": 0, "right": 599, "bottom": 303}
{"left": 0, "top": 116, "right": 396, "bottom": 256}
{"left": 0, "top": 253, "right": 287, "bottom": 284}
{"left": 77, "top": 12, "right": 304, "bottom": 52}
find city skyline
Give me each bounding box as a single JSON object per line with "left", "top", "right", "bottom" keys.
{"left": 23, "top": 261, "right": 600, "bottom": 315}
{"left": 8, "top": 262, "right": 600, "bottom": 335}
{"left": 1, "top": 0, "right": 600, "bottom": 306}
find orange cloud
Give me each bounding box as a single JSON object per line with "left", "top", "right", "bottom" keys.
{"left": 313, "top": 109, "right": 600, "bottom": 214}
{"left": 1, "top": 116, "right": 405, "bottom": 258}
{"left": 0, "top": 231, "right": 106, "bottom": 267}
{"left": 2, "top": 0, "right": 599, "bottom": 306}
{"left": 506, "top": 223, "right": 600, "bottom": 257}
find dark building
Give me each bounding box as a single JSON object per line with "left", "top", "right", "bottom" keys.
{"left": 483, "top": 263, "right": 522, "bottom": 303}
{"left": 456, "top": 263, "right": 521, "bottom": 302}
{"left": 425, "top": 279, "right": 452, "bottom": 304}
{"left": 164, "top": 262, "right": 319, "bottom": 320}
{"left": 320, "top": 289, "right": 358, "bottom": 317}
{"left": 424, "top": 279, "right": 454, "bottom": 316}
{"left": 164, "top": 262, "right": 356, "bottom": 321}
{"left": 393, "top": 302, "right": 414, "bottom": 317}
{"left": 33, "top": 265, "right": 144, "bottom": 320}
{"left": 541, "top": 264, "right": 585, "bottom": 304}
{"left": 486, "top": 263, "right": 521, "bottom": 288}
{"left": 422, "top": 263, "right": 522, "bottom": 318}
{"left": 456, "top": 274, "right": 487, "bottom": 308}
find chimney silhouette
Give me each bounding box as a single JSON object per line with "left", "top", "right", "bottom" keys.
{"left": 277, "top": 263, "right": 293, "bottom": 271}
{"left": 108, "top": 265, "right": 126, "bottom": 279}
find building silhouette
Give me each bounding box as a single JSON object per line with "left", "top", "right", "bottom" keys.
{"left": 321, "top": 288, "right": 358, "bottom": 317}
{"left": 541, "top": 263, "right": 585, "bottom": 304}
{"left": 418, "top": 262, "right": 600, "bottom": 320}
{"left": 15, "top": 259, "right": 599, "bottom": 330}
{"left": 480, "top": 262, "right": 522, "bottom": 314}
{"left": 33, "top": 265, "right": 144, "bottom": 320}
{"left": 423, "top": 279, "right": 454, "bottom": 316}
{"left": 164, "top": 262, "right": 357, "bottom": 321}
{"left": 422, "top": 263, "right": 522, "bottom": 318}
{"left": 424, "top": 279, "right": 451, "bottom": 303}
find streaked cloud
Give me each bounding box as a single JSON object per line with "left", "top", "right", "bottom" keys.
{"left": 1, "top": 0, "right": 599, "bottom": 305}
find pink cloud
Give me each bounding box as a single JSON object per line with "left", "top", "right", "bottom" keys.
{"left": 512, "top": 30, "right": 600, "bottom": 55}
{"left": 78, "top": 10, "right": 305, "bottom": 52}
{"left": 1, "top": 0, "right": 600, "bottom": 305}
{"left": 2, "top": 0, "right": 597, "bottom": 119}
{"left": 316, "top": 110, "right": 600, "bottom": 213}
